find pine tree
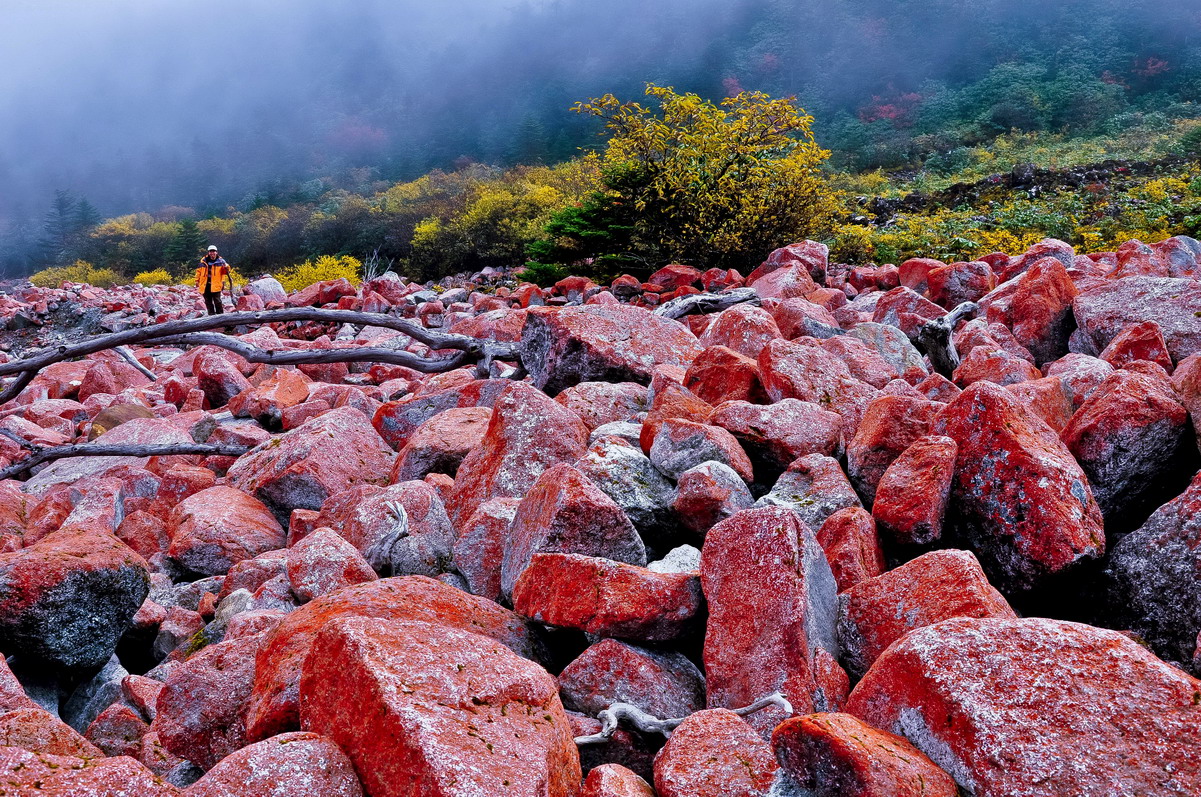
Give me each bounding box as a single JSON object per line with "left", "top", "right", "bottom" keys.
{"left": 73, "top": 197, "right": 102, "bottom": 232}
{"left": 38, "top": 190, "right": 76, "bottom": 265}
{"left": 164, "top": 218, "right": 206, "bottom": 269}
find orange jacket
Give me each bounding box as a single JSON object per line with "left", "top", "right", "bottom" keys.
{"left": 195, "top": 257, "right": 230, "bottom": 292}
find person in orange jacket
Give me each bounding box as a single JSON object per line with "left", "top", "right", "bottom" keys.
{"left": 195, "top": 245, "right": 234, "bottom": 315}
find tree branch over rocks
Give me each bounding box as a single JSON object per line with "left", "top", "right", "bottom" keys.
{"left": 0, "top": 441, "right": 253, "bottom": 481}
{"left": 151, "top": 333, "right": 471, "bottom": 374}
{"left": 653, "top": 287, "right": 760, "bottom": 320}
{"left": 0, "top": 307, "right": 523, "bottom": 405}
{"left": 917, "top": 301, "right": 980, "bottom": 377}
{"left": 574, "top": 691, "right": 794, "bottom": 745}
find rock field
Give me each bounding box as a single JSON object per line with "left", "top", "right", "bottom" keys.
{"left": 0, "top": 236, "right": 1200, "bottom": 795}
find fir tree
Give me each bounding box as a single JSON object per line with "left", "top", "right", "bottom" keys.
{"left": 164, "top": 218, "right": 206, "bottom": 269}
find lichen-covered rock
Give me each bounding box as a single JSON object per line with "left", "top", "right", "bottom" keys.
{"left": 649, "top": 418, "right": 754, "bottom": 482}
{"left": 558, "top": 639, "right": 705, "bottom": 720}
{"left": 555, "top": 381, "right": 649, "bottom": 430}
{"left": 697, "top": 304, "right": 782, "bottom": 358}
{"left": 709, "top": 398, "right": 842, "bottom": 470}
{"left": 815, "top": 508, "right": 885, "bottom": 593}
{"left": 0, "top": 746, "right": 180, "bottom": 795}
{"left": 169, "top": 486, "right": 286, "bottom": 576}
{"left": 574, "top": 436, "right": 676, "bottom": 535}
{"left": 846, "top": 395, "right": 942, "bottom": 504}
{"left": 513, "top": 552, "right": 702, "bottom": 642}
{"left": 682, "top": 345, "right": 766, "bottom": 405}
{"left": 1073, "top": 275, "right": 1201, "bottom": 361}
{"left": 871, "top": 435, "right": 957, "bottom": 546}
{"left": 1108, "top": 471, "right": 1201, "bottom": 664}
{"left": 299, "top": 616, "right": 580, "bottom": 797}
{"left": 228, "top": 407, "right": 395, "bottom": 519}
{"left": 285, "top": 528, "right": 377, "bottom": 602}
{"left": 758, "top": 338, "right": 880, "bottom": 436}
{"left": 391, "top": 406, "right": 491, "bottom": 481}
{"left": 755, "top": 454, "right": 862, "bottom": 532}
{"left": 932, "top": 381, "right": 1105, "bottom": 593}
{"left": 653, "top": 709, "right": 777, "bottom": 797}
{"left": 581, "top": 764, "right": 655, "bottom": 797}
{"left": 846, "top": 617, "right": 1201, "bottom": 797}
{"left": 672, "top": 460, "right": 754, "bottom": 537}
{"left": 246, "top": 576, "right": 538, "bottom": 741}
{"left": 701, "top": 507, "right": 839, "bottom": 734}
{"left": 451, "top": 497, "right": 520, "bottom": 601}
{"left": 0, "top": 526, "right": 149, "bottom": 672}
{"left": 0, "top": 706, "right": 103, "bottom": 757}
{"left": 837, "top": 550, "right": 1015, "bottom": 678}
{"left": 521, "top": 304, "right": 702, "bottom": 394}
{"left": 184, "top": 731, "right": 363, "bottom": 797}
{"left": 772, "top": 712, "right": 958, "bottom": 797}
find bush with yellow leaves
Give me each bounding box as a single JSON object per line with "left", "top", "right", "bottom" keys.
{"left": 274, "top": 255, "right": 362, "bottom": 293}
{"left": 132, "top": 268, "right": 174, "bottom": 285}
{"left": 29, "top": 261, "right": 124, "bottom": 289}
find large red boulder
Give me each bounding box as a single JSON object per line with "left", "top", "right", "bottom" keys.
{"left": 649, "top": 418, "right": 754, "bottom": 482}
{"left": 501, "top": 463, "right": 645, "bottom": 599}
{"left": 837, "top": 549, "right": 1014, "bottom": 678}
{"left": 196, "top": 350, "right": 253, "bottom": 408}
{"left": 748, "top": 264, "right": 820, "bottom": 300}
{"left": 772, "top": 712, "right": 958, "bottom": 797}
{"left": 709, "top": 398, "right": 842, "bottom": 469}
{"left": 846, "top": 617, "right": 1201, "bottom": 797}
{"left": 932, "top": 381, "right": 1105, "bottom": 593}
{"left": 228, "top": 407, "right": 395, "bottom": 518}
{"left": 521, "top": 304, "right": 702, "bottom": 394}
{"left": 759, "top": 338, "right": 879, "bottom": 436}
{"left": 701, "top": 507, "right": 839, "bottom": 733}
{"left": 997, "top": 257, "right": 1078, "bottom": 365}
{"left": 299, "top": 617, "right": 580, "bottom": 797}
{"left": 285, "top": 527, "right": 377, "bottom": 601}
{"left": 390, "top": 406, "right": 491, "bottom": 481}
{"left": 753, "top": 240, "right": 829, "bottom": 284}
{"left": 0, "top": 707, "right": 102, "bottom": 757}
{"left": 1073, "top": 275, "right": 1201, "bottom": 361}
{"left": 513, "top": 553, "right": 702, "bottom": 642}
{"left": 581, "top": 764, "right": 654, "bottom": 797}
{"left": 169, "top": 486, "right": 286, "bottom": 576}
{"left": 682, "top": 345, "right": 766, "bottom": 405}
{"left": 1098, "top": 319, "right": 1175, "bottom": 372}
{"left": 153, "top": 632, "right": 264, "bottom": 770}
{"left": 452, "top": 497, "right": 520, "bottom": 601}
{"left": 227, "top": 368, "right": 311, "bottom": 428}
{"left": 246, "top": 576, "right": 538, "bottom": 741}
{"left": 638, "top": 380, "right": 714, "bottom": 453}
{"left": 554, "top": 381, "right": 648, "bottom": 431}
{"left": 870, "top": 435, "right": 957, "bottom": 546}
{"left": 845, "top": 395, "right": 941, "bottom": 504}
{"left": 927, "top": 260, "right": 995, "bottom": 308}
{"left": 653, "top": 709, "right": 777, "bottom": 797}
{"left": 445, "top": 381, "right": 588, "bottom": 526}
{"left": 815, "top": 508, "right": 885, "bottom": 593}
{"left": 0, "top": 526, "right": 149, "bottom": 672}
{"left": 371, "top": 379, "right": 507, "bottom": 450}
{"left": 184, "top": 732, "right": 363, "bottom": 796}
{"left": 558, "top": 639, "right": 705, "bottom": 720}
{"left": 316, "top": 480, "right": 454, "bottom": 576}
{"left": 697, "top": 304, "right": 782, "bottom": 358}
{"left": 1060, "top": 369, "right": 1188, "bottom": 521}
{"left": 672, "top": 460, "right": 755, "bottom": 537}
{"left": 0, "top": 747, "right": 179, "bottom": 795}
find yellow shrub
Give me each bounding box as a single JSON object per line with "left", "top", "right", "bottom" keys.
{"left": 132, "top": 268, "right": 174, "bottom": 285}
{"left": 29, "top": 261, "right": 124, "bottom": 289}
{"left": 275, "top": 255, "right": 362, "bottom": 292}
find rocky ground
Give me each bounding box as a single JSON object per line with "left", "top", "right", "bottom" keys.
{"left": 0, "top": 237, "right": 1199, "bottom": 796}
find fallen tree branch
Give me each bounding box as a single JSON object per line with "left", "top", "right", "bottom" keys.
{"left": 0, "top": 442, "right": 253, "bottom": 481}
{"left": 0, "top": 429, "right": 36, "bottom": 451}
{"left": 116, "top": 346, "right": 158, "bottom": 381}
{"left": 653, "top": 287, "right": 760, "bottom": 320}
{"left": 574, "top": 691, "right": 793, "bottom": 745}
{"left": 917, "top": 301, "right": 980, "bottom": 377}
{"left": 151, "top": 333, "right": 473, "bottom": 374}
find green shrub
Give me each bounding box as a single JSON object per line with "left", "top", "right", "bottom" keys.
{"left": 29, "top": 260, "right": 124, "bottom": 288}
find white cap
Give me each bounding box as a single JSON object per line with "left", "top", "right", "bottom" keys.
{"left": 207, "top": 245, "right": 218, "bottom": 251}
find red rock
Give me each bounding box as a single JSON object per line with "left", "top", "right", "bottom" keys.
{"left": 0, "top": 526, "right": 149, "bottom": 672}
{"left": 85, "top": 702, "right": 151, "bottom": 758}
{"left": 581, "top": 764, "right": 654, "bottom": 797}
{"left": 816, "top": 508, "right": 885, "bottom": 592}
{"left": 285, "top": 527, "right": 377, "bottom": 602}
{"left": 648, "top": 263, "right": 703, "bottom": 291}
{"left": 838, "top": 549, "right": 1014, "bottom": 677}
{"left": 871, "top": 435, "right": 957, "bottom": 546}
{"left": 452, "top": 498, "right": 520, "bottom": 601}
{"left": 933, "top": 381, "right": 1105, "bottom": 592}
{"left": 927, "top": 260, "right": 995, "bottom": 308}
{"left": 154, "top": 605, "right": 205, "bottom": 659}
{"left": 0, "top": 747, "right": 180, "bottom": 794}
{"left": 391, "top": 406, "right": 491, "bottom": 481}
{"left": 227, "top": 368, "right": 311, "bottom": 428}
{"left": 682, "top": 345, "right": 766, "bottom": 405}
{"left": 897, "top": 257, "right": 943, "bottom": 294}
{"left": 299, "top": 616, "right": 580, "bottom": 797}
{"left": 153, "top": 632, "right": 264, "bottom": 770}
{"left": 521, "top": 304, "right": 702, "bottom": 394}
{"left": 748, "top": 263, "right": 819, "bottom": 300}
{"left": 871, "top": 287, "right": 945, "bottom": 336}
{"left": 195, "top": 350, "right": 253, "bottom": 408}
{"left": 846, "top": 395, "right": 941, "bottom": 504}
{"left": 558, "top": 639, "right": 705, "bottom": 719}
{"left": 649, "top": 418, "right": 753, "bottom": 482}
{"left": 772, "top": 712, "right": 958, "bottom": 797}
{"left": 246, "top": 576, "right": 538, "bottom": 741}
{"left": 846, "top": 617, "right": 1201, "bottom": 797}
{"left": 184, "top": 731, "right": 363, "bottom": 797}
{"left": 554, "top": 381, "right": 648, "bottom": 431}
{"left": 764, "top": 296, "right": 840, "bottom": 339}
{"left": 501, "top": 463, "right": 645, "bottom": 599}
{"left": 638, "top": 380, "right": 713, "bottom": 453}
{"left": 1004, "top": 375, "right": 1075, "bottom": 431}
{"left": 914, "top": 373, "right": 960, "bottom": 402}
{"left": 445, "top": 381, "right": 588, "bottom": 526}
{"left": 759, "top": 338, "right": 880, "bottom": 436}
{"left": 155, "top": 464, "right": 217, "bottom": 507}
{"left": 116, "top": 508, "right": 171, "bottom": 559}
{"left": 0, "top": 707, "right": 103, "bottom": 757}
{"left": 757, "top": 454, "right": 863, "bottom": 531}
{"left": 820, "top": 335, "right": 900, "bottom": 389}
{"left": 995, "top": 257, "right": 1079, "bottom": 365}
{"left": 653, "top": 709, "right": 777, "bottom": 797}
{"left": 1099, "top": 319, "right": 1175, "bottom": 372}
{"left": 951, "top": 345, "right": 1041, "bottom": 387}
{"left": 228, "top": 406, "right": 395, "bottom": 518}
{"left": 1000, "top": 237, "right": 1076, "bottom": 281}
{"left": 1074, "top": 275, "right": 1201, "bottom": 361}
{"left": 25, "top": 417, "right": 195, "bottom": 495}
{"left": 673, "top": 460, "right": 755, "bottom": 537}
{"left": 226, "top": 609, "right": 286, "bottom": 641}
{"left": 701, "top": 506, "right": 839, "bottom": 733}
{"left": 710, "top": 398, "right": 842, "bottom": 469}
{"left": 1043, "top": 353, "right": 1114, "bottom": 409}
{"left": 169, "top": 486, "right": 286, "bottom": 576}
{"left": 316, "top": 480, "right": 453, "bottom": 576}
{"left": 1108, "top": 471, "right": 1201, "bottom": 662}
{"left": 752, "top": 241, "right": 829, "bottom": 284}
{"left": 1061, "top": 370, "right": 1188, "bottom": 520}
{"left": 513, "top": 553, "right": 702, "bottom": 641}
{"left": 696, "top": 304, "right": 782, "bottom": 358}
{"left": 77, "top": 356, "right": 153, "bottom": 403}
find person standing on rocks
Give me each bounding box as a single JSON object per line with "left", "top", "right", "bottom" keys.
{"left": 195, "top": 245, "right": 233, "bottom": 315}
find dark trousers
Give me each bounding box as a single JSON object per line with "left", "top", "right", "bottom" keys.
{"left": 203, "top": 290, "right": 224, "bottom": 315}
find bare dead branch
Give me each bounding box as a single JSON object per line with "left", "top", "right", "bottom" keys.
{"left": 653, "top": 287, "right": 760, "bottom": 320}
{"left": 116, "top": 346, "right": 158, "bottom": 381}
{"left": 0, "top": 441, "right": 253, "bottom": 481}
{"left": 574, "top": 691, "right": 793, "bottom": 745}
{"left": 0, "top": 429, "right": 36, "bottom": 451}
{"left": 151, "top": 333, "right": 472, "bottom": 374}
{"left": 917, "top": 301, "right": 980, "bottom": 378}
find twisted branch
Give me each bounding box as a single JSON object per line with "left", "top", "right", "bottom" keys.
{"left": 574, "top": 691, "right": 793, "bottom": 745}
{"left": 0, "top": 441, "right": 253, "bottom": 481}
{"left": 653, "top": 287, "right": 760, "bottom": 320}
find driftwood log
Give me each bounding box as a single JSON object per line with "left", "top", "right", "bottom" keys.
{"left": 0, "top": 442, "right": 253, "bottom": 481}
{"left": 916, "top": 301, "right": 980, "bottom": 377}
{"left": 653, "top": 287, "right": 760, "bottom": 320}
{"left": 573, "top": 691, "right": 794, "bottom": 745}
